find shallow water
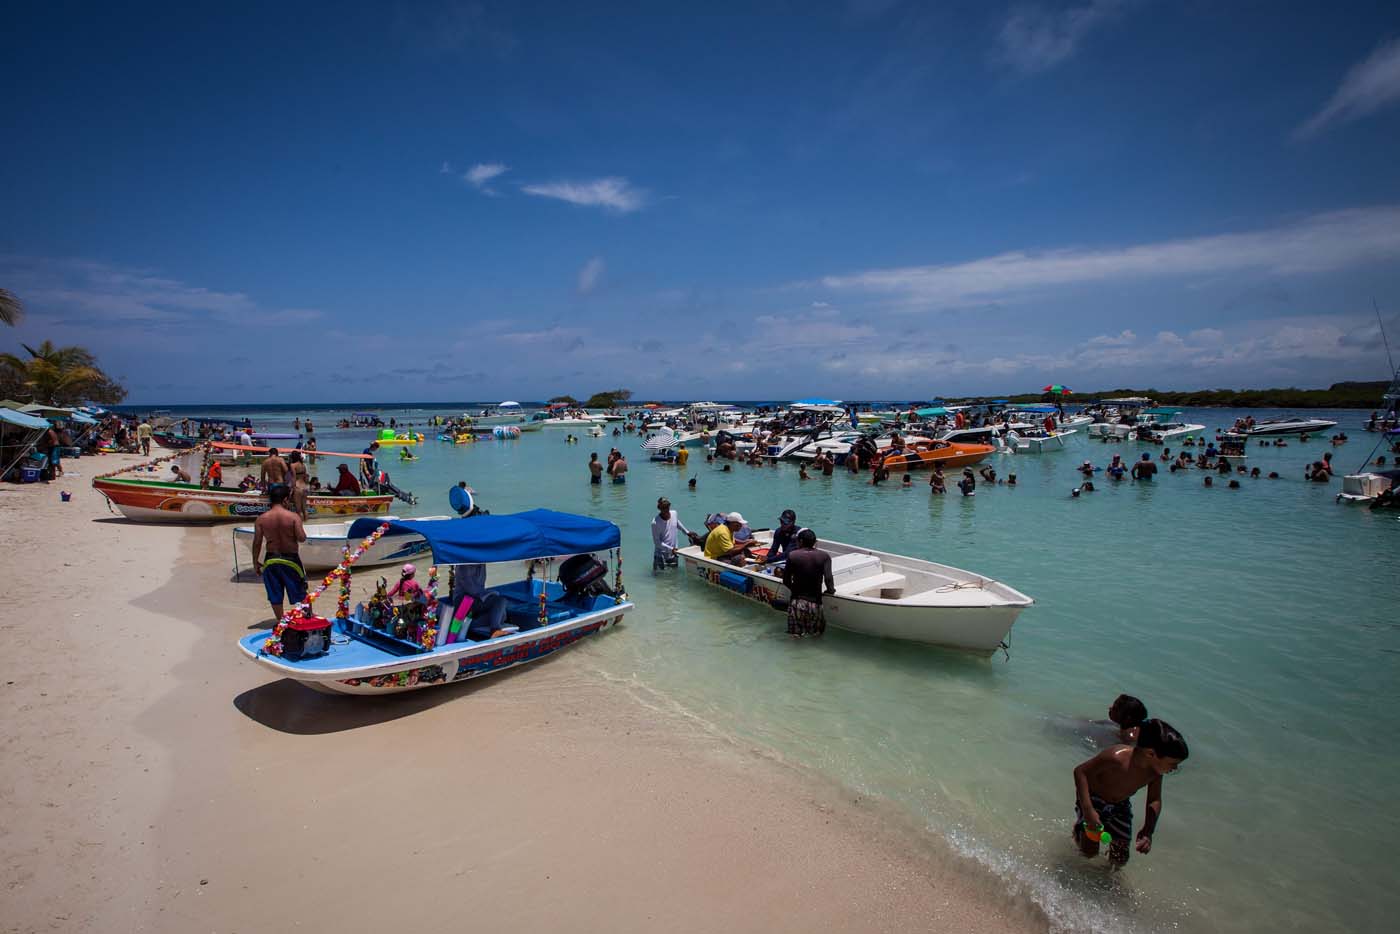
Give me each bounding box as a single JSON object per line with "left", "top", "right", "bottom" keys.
{"left": 142, "top": 405, "right": 1400, "bottom": 932}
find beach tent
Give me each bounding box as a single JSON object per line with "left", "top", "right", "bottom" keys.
{"left": 0, "top": 406, "right": 52, "bottom": 481}
{"left": 19, "top": 403, "right": 77, "bottom": 419}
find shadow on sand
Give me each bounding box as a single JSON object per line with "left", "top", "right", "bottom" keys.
{"left": 232, "top": 661, "right": 539, "bottom": 735}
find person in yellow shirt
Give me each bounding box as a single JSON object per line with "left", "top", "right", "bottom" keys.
{"left": 703, "top": 512, "right": 754, "bottom": 564}
{"left": 676, "top": 445, "right": 689, "bottom": 466}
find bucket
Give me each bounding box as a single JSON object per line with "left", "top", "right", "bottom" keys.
{"left": 60, "top": 491, "right": 72, "bottom": 502}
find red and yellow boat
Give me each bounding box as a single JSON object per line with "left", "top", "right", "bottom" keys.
{"left": 92, "top": 476, "right": 392, "bottom": 523}
{"left": 879, "top": 440, "right": 996, "bottom": 471}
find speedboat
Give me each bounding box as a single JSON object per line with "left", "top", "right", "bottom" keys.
{"left": 676, "top": 531, "right": 1033, "bottom": 655}
{"left": 1240, "top": 417, "right": 1338, "bottom": 437}
{"left": 880, "top": 440, "right": 997, "bottom": 471}
{"left": 232, "top": 515, "right": 455, "bottom": 572}
{"left": 1002, "top": 428, "right": 1076, "bottom": 452}
{"left": 237, "top": 512, "right": 634, "bottom": 694}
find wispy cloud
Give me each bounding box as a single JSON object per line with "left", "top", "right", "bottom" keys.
{"left": 816, "top": 204, "right": 1400, "bottom": 310}
{"left": 993, "top": 1, "right": 1126, "bottom": 74}
{"left": 576, "top": 256, "right": 605, "bottom": 295}
{"left": 464, "top": 162, "right": 509, "bottom": 195}
{"left": 1295, "top": 37, "right": 1400, "bottom": 139}
{"left": 522, "top": 177, "right": 647, "bottom": 213}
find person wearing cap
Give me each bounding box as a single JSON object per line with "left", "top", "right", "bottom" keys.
{"left": 703, "top": 512, "right": 756, "bottom": 563}
{"left": 765, "top": 509, "right": 801, "bottom": 564}
{"left": 1079, "top": 460, "right": 1095, "bottom": 477}
{"left": 651, "top": 497, "right": 693, "bottom": 571}
{"left": 387, "top": 563, "right": 426, "bottom": 605}
{"left": 781, "top": 529, "right": 834, "bottom": 637}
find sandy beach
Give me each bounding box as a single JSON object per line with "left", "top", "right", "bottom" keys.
{"left": 0, "top": 456, "right": 1045, "bottom": 934}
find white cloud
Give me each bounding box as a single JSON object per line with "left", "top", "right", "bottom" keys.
{"left": 994, "top": 1, "right": 1125, "bottom": 74}
{"left": 1296, "top": 37, "right": 1400, "bottom": 139}
{"left": 1087, "top": 329, "right": 1136, "bottom": 347}
{"left": 577, "top": 256, "right": 605, "bottom": 295}
{"left": 816, "top": 204, "right": 1400, "bottom": 311}
{"left": 522, "top": 177, "right": 647, "bottom": 213}
{"left": 464, "top": 162, "right": 509, "bottom": 195}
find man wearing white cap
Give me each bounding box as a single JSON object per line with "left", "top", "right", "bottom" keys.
{"left": 703, "top": 511, "right": 756, "bottom": 564}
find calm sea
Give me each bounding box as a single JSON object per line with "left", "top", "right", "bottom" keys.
{"left": 135, "top": 403, "right": 1400, "bottom": 933}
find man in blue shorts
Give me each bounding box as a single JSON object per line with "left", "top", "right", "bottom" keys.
{"left": 251, "top": 485, "right": 308, "bottom": 620}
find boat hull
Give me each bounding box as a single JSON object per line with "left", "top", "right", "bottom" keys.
{"left": 880, "top": 442, "right": 996, "bottom": 471}
{"left": 677, "top": 544, "right": 1030, "bottom": 655}
{"left": 232, "top": 518, "right": 444, "bottom": 571}
{"left": 93, "top": 477, "right": 392, "bottom": 523}
{"left": 238, "top": 603, "right": 632, "bottom": 694}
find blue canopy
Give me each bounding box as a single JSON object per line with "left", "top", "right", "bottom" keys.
{"left": 348, "top": 510, "right": 621, "bottom": 565}
{"left": 0, "top": 408, "right": 50, "bottom": 430}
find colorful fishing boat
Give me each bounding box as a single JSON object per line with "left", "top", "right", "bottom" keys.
{"left": 237, "top": 512, "right": 633, "bottom": 694}
{"left": 232, "top": 515, "right": 454, "bottom": 572}
{"left": 152, "top": 431, "right": 203, "bottom": 450}
{"left": 93, "top": 475, "right": 393, "bottom": 522}
{"left": 879, "top": 440, "right": 996, "bottom": 471}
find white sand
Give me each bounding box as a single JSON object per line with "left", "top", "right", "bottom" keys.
{"left": 0, "top": 458, "right": 1045, "bottom": 933}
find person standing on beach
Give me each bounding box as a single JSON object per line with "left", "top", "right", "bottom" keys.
{"left": 260, "top": 447, "right": 289, "bottom": 491}
{"left": 589, "top": 452, "right": 603, "bottom": 484}
{"left": 781, "top": 529, "right": 834, "bottom": 638}
{"left": 136, "top": 418, "right": 153, "bottom": 455}
{"left": 287, "top": 451, "right": 309, "bottom": 519}
{"left": 251, "top": 485, "right": 308, "bottom": 620}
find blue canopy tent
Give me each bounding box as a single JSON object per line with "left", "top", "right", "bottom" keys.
{"left": 349, "top": 510, "right": 622, "bottom": 565}
{"left": 0, "top": 406, "right": 54, "bottom": 481}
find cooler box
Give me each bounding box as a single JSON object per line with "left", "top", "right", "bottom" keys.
{"left": 18, "top": 466, "right": 41, "bottom": 483}
{"left": 717, "top": 570, "right": 752, "bottom": 593}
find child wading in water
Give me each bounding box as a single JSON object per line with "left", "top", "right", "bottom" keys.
{"left": 1072, "top": 718, "right": 1189, "bottom": 866}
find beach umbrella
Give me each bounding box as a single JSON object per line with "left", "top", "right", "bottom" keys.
{"left": 642, "top": 434, "right": 680, "bottom": 451}
{"left": 1042, "top": 385, "right": 1072, "bottom": 395}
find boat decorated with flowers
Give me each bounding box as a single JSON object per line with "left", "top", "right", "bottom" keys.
{"left": 237, "top": 511, "right": 633, "bottom": 694}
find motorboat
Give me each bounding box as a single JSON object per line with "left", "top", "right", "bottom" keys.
{"left": 93, "top": 475, "right": 392, "bottom": 523}
{"left": 237, "top": 512, "right": 634, "bottom": 694}
{"left": 232, "top": 515, "right": 456, "bottom": 572}
{"left": 1002, "top": 428, "right": 1076, "bottom": 452}
{"left": 676, "top": 531, "right": 1033, "bottom": 655}
{"left": 880, "top": 440, "right": 997, "bottom": 471}
{"left": 1239, "top": 417, "right": 1339, "bottom": 437}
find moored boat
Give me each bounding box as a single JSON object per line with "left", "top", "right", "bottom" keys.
{"left": 879, "top": 440, "right": 996, "bottom": 471}
{"left": 93, "top": 475, "right": 392, "bottom": 522}
{"left": 1239, "top": 417, "right": 1338, "bottom": 437}
{"left": 676, "top": 531, "right": 1032, "bottom": 655}
{"left": 232, "top": 515, "right": 454, "bottom": 571}
{"left": 237, "top": 512, "right": 634, "bottom": 694}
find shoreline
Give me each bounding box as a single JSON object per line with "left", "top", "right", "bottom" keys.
{"left": 0, "top": 457, "right": 1046, "bottom": 933}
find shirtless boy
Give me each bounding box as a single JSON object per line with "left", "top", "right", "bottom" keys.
{"left": 1072, "top": 718, "right": 1189, "bottom": 866}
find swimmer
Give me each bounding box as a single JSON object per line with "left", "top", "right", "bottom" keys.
{"left": 1204, "top": 476, "right": 1213, "bottom": 487}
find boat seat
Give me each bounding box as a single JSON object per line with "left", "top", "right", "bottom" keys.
{"left": 829, "top": 553, "right": 881, "bottom": 577}
{"left": 834, "top": 572, "right": 907, "bottom": 597}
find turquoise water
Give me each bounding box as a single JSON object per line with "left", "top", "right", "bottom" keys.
{"left": 175, "top": 406, "right": 1400, "bottom": 932}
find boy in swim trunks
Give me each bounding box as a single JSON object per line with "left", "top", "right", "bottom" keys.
{"left": 250, "top": 485, "right": 307, "bottom": 620}
{"left": 1072, "top": 718, "right": 1189, "bottom": 867}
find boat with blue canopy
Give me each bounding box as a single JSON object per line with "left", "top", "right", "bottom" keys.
{"left": 237, "top": 510, "right": 633, "bottom": 694}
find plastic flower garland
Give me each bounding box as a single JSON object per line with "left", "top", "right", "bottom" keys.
{"left": 261, "top": 521, "right": 391, "bottom": 656}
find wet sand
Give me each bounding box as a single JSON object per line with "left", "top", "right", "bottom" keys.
{"left": 0, "top": 456, "right": 1045, "bottom": 933}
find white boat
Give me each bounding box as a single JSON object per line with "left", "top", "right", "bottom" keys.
{"left": 1002, "top": 428, "right": 1076, "bottom": 452}
{"left": 1337, "top": 470, "right": 1399, "bottom": 505}
{"left": 534, "top": 415, "right": 604, "bottom": 429}
{"left": 233, "top": 515, "right": 455, "bottom": 572}
{"left": 1240, "top": 417, "right": 1339, "bottom": 437}
{"left": 676, "top": 531, "right": 1033, "bottom": 655}
{"left": 237, "top": 512, "right": 633, "bottom": 694}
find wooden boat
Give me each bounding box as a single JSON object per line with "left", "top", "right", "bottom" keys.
{"left": 879, "top": 440, "right": 996, "bottom": 471}
{"left": 93, "top": 476, "right": 391, "bottom": 522}
{"left": 676, "top": 531, "right": 1032, "bottom": 655}
{"left": 232, "top": 515, "right": 454, "bottom": 571}
{"left": 152, "top": 431, "right": 202, "bottom": 450}
{"left": 237, "top": 512, "right": 634, "bottom": 694}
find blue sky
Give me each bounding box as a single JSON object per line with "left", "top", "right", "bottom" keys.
{"left": 3, "top": 0, "right": 1400, "bottom": 403}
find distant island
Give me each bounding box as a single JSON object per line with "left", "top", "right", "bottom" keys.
{"left": 949, "top": 380, "right": 1393, "bottom": 410}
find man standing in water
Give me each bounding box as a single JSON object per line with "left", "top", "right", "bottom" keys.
{"left": 360, "top": 441, "right": 380, "bottom": 491}
{"left": 781, "top": 529, "right": 834, "bottom": 637}
{"left": 588, "top": 452, "right": 604, "bottom": 485}
{"left": 650, "top": 497, "right": 692, "bottom": 571}
{"left": 609, "top": 452, "right": 628, "bottom": 483}
{"left": 251, "top": 485, "right": 307, "bottom": 621}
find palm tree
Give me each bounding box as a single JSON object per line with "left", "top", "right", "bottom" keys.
{"left": 0, "top": 288, "right": 22, "bottom": 326}
{"left": 0, "top": 340, "right": 111, "bottom": 406}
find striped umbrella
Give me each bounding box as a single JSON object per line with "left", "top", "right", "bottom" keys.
{"left": 642, "top": 434, "right": 680, "bottom": 451}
